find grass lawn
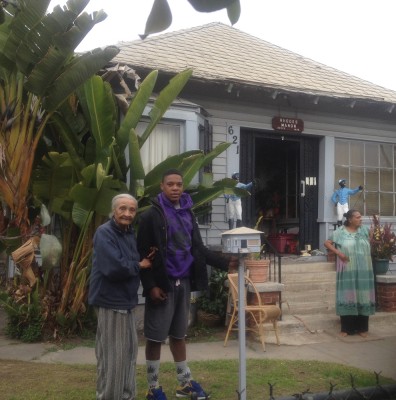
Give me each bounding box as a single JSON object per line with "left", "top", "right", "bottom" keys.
{"left": 0, "top": 319, "right": 394, "bottom": 399}
{"left": 0, "top": 358, "right": 394, "bottom": 400}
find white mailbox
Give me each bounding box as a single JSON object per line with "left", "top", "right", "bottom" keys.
{"left": 221, "top": 227, "right": 263, "bottom": 254}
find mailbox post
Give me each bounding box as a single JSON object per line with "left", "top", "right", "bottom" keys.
{"left": 221, "top": 227, "right": 263, "bottom": 400}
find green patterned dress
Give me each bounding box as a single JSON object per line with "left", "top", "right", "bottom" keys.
{"left": 330, "top": 225, "right": 375, "bottom": 316}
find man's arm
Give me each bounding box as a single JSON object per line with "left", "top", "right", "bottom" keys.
{"left": 348, "top": 187, "right": 362, "bottom": 196}
{"left": 191, "top": 216, "right": 237, "bottom": 271}
{"left": 137, "top": 211, "right": 157, "bottom": 292}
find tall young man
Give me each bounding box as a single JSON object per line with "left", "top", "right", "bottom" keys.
{"left": 137, "top": 169, "right": 237, "bottom": 400}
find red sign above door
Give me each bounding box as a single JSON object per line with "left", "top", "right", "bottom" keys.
{"left": 272, "top": 117, "right": 304, "bottom": 133}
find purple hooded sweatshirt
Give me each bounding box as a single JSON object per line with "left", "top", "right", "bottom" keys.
{"left": 158, "top": 192, "right": 195, "bottom": 278}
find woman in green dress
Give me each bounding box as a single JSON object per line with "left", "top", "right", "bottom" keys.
{"left": 324, "top": 209, "right": 376, "bottom": 337}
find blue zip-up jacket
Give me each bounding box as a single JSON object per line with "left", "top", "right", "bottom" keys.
{"left": 88, "top": 218, "right": 141, "bottom": 310}
{"left": 331, "top": 186, "right": 360, "bottom": 205}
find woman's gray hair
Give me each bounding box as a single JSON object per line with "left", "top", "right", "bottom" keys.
{"left": 109, "top": 194, "right": 137, "bottom": 217}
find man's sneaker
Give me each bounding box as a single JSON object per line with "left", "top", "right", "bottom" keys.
{"left": 146, "top": 386, "right": 168, "bottom": 400}
{"left": 176, "top": 380, "right": 210, "bottom": 399}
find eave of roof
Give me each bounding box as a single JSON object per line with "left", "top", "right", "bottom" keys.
{"left": 113, "top": 22, "right": 396, "bottom": 106}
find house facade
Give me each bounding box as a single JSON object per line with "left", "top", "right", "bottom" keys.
{"left": 112, "top": 23, "right": 396, "bottom": 253}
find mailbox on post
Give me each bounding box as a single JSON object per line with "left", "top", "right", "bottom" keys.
{"left": 221, "top": 226, "right": 262, "bottom": 254}
{"left": 221, "top": 226, "right": 263, "bottom": 400}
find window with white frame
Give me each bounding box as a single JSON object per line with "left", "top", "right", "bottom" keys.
{"left": 138, "top": 121, "right": 181, "bottom": 174}
{"left": 335, "top": 139, "right": 395, "bottom": 216}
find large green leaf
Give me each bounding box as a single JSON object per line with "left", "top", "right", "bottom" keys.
{"left": 128, "top": 127, "right": 145, "bottom": 181}
{"left": 80, "top": 164, "right": 96, "bottom": 187}
{"left": 187, "top": 0, "right": 239, "bottom": 13}
{"left": 178, "top": 153, "right": 204, "bottom": 188}
{"left": 80, "top": 76, "right": 116, "bottom": 162}
{"left": 19, "top": 1, "right": 107, "bottom": 94}
{"left": 32, "top": 152, "right": 75, "bottom": 216}
{"left": 226, "top": 0, "right": 241, "bottom": 24}
{"left": 140, "top": 69, "right": 193, "bottom": 146}
{"left": 141, "top": 0, "right": 172, "bottom": 39}
{"left": 70, "top": 176, "right": 128, "bottom": 227}
{"left": 72, "top": 202, "right": 91, "bottom": 229}
{"left": 43, "top": 46, "right": 120, "bottom": 112}
{"left": 50, "top": 113, "right": 86, "bottom": 176}
{"left": 190, "top": 187, "right": 228, "bottom": 209}
{"left": 0, "top": 3, "right": 16, "bottom": 70}
{"left": 201, "top": 142, "right": 230, "bottom": 167}
{"left": 117, "top": 70, "right": 158, "bottom": 150}
{"left": 144, "top": 150, "right": 201, "bottom": 188}
{"left": 1, "top": 0, "right": 49, "bottom": 67}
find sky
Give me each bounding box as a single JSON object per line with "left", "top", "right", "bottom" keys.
{"left": 49, "top": 0, "right": 396, "bottom": 91}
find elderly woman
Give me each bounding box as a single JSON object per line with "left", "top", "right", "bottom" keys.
{"left": 324, "top": 209, "right": 375, "bottom": 337}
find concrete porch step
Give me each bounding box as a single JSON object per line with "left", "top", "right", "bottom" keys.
{"left": 282, "top": 281, "right": 335, "bottom": 292}
{"left": 282, "top": 288, "right": 335, "bottom": 302}
{"left": 280, "top": 259, "right": 335, "bottom": 272}
{"left": 281, "top": 270, "right": 336, "bottom": 283}
{"left": 281, "top": 301, "right": 335, "bottom": 316}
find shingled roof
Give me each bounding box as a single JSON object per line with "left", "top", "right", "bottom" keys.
{"left": 114, "top": 22, "right": 396, "bottom": 104}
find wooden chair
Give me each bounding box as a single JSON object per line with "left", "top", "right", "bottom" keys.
{"left": 224, "top": 273, "right": 281, "bottom": 351}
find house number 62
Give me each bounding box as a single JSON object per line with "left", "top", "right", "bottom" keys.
{"left": 228, "top": 125, "right": 239, "bottom": 154}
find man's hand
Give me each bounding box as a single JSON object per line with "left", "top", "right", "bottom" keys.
{"left": 147, "top": 246, "right": 158, "bottom": 260}
{"left": 139, "top": 258, "right": 152, "bottom": 269}
{"left": 139, "top": 247, "right": 158, "bottom": 269}
{"left": 149, "top": 287, "right": 167, "bottom": 304}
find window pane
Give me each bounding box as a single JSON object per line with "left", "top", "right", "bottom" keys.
{"left": 350, "top": 141, "right": 364, "bottom": 166}
{"left": 380, "top": 144, "right": 393, "bottom": 168}
{"left": 352, "top": 194, "right": 364, "bottom": 213}
{"left": 380, "top": 193, "right": 394, "bottom": 216}
{"left": 380, "top": 169, "right": 393, "bottom": 191}
{"left": 366, "top": 193, "right": 379, "bottom": 215}
{"left": 335, "top": 140, "right": 349, "bottom": 165}
{"left": 350, "top": 167, "right": 363, "bottom": 188}
{"left": 365, "top": 143, "right": 379, "bottom": 167}
{"left": 334, "top": 166, "right": 348, "bottom": 189}
{"left": 365, "top": 168, "right": 379, "bottom": 191}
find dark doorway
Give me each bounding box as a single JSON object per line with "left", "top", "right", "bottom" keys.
{"left": 240, "top": 129, "right": 319, "bottom": 252}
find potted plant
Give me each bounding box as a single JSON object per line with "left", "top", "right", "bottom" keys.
{"left": 369, "top": 214, "right": 396, "bottom": 274}
{"left": 196, "top": 269, "right": 229, "bottom": 327}
{"left": 244, "top": 250, "right": 270, "bottom": 283}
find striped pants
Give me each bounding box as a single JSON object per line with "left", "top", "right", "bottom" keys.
{"left": 95, "top": 308, "right": 138, "bottom": 400}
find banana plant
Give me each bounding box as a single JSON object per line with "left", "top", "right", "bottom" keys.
{"left": 30, "top": 64, "right": 243, "bottom": 333}
{"left": 0, "top": 0, "right": 118, "bottom": 236}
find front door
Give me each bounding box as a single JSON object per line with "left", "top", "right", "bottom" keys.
{"left": 240, "top": 129, "right": 319, "bottom": 252}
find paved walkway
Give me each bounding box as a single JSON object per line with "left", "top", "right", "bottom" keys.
{"left": 0, "top": 308, "right": 395, "bottom": 380}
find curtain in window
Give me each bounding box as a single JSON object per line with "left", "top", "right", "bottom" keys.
{"left": 137, "top": 122, "right": 180, "bottom": 173}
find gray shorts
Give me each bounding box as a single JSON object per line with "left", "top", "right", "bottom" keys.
{"left": 144, "top": 278, "right": 191, "bottom": 342}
